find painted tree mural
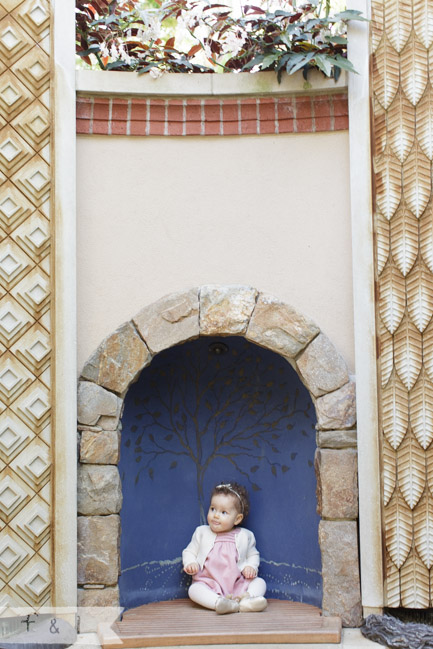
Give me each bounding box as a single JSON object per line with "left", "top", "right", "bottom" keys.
{"left": 125, "top": 338, "right": 313, "bottom": 521}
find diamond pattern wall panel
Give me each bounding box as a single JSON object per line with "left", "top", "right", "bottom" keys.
{"left": 373, "top": 0, "right": 433, "bottom": 607}
{"left": 0, "top": 0, "right": 51, "bottom": 609}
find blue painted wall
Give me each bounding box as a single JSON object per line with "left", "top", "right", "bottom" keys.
{"left": 118, "top": 337, "right": 322, "bottom": 610}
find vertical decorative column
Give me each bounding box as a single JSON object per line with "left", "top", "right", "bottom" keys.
{"left": 372, "top": 0, "right": 433, "bottom": 607}
{"left": 0, "top": 0, "right": 52, "bottom": 609}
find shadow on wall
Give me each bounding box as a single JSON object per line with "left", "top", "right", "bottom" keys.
{"left": 118, "top": 336, "right": 322, "bottom": 610}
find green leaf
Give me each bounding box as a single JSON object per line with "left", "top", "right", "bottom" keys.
{"left": 313, "top": 53, "right": 332, "bottom": 77}
{"left": 170, "top": 461, "right": 177, "bottom": 469}
{"left": 260, "top": 52, "right": 280, "bottom": 69}
{"left": 286, "top": 50, "right": 315, "bottom": 75}
{"left": 332, "top": 53, "right": 357, "bottom": 73}
{"left": 334, "top": 9, "right": 368, "bottom": 21}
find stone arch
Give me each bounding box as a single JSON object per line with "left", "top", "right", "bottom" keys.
{"left": 77, "top": 286, "right": 361, "bottom": 627}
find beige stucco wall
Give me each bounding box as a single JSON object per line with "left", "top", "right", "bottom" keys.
{"left": 76, "top": 130, "right": 354, "bottom": 373}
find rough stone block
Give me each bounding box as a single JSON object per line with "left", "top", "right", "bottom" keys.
{"left": 315, "top": 381, "right": 356, "bottom": 430}
{"left": 80, "top": 430, "right": 120, "bottom": 465}
{"left": 200, "top": 285, "right": 258, "bottom": 335}
{"left": 315, "top": 449, "right": 358, "bottom": 519}
{"left": 133, "top": 288, "right": 199, "bottom": 354}
{"left": 297, "top": 332, "right": 349, "bottom": 397}
{"left": 317, "top": 429, "right": 357, "bottom": 448}
{"left": 78, "top": 586, "right": 121, "bottom": 633}
{"left": 81, "top": 321, "right": 152, "bottom": 395}
{"left": 246, "top": 293, "right": 320, "bottom": 358}
{"left": 77, "top": 381, "right": 121, "bottom": 427}
{"left": 319, "top": 520, "right": 362, "bottom": 627}
{"left": 77, "top": 515, "right": 120, "bottom": 585}
{"left": 78, "top": 465, "right": 122, "bottom": 514}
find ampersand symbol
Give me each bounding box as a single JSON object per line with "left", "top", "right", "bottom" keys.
{"left": 50, "top": 619, "right": 59, "bottom": 634}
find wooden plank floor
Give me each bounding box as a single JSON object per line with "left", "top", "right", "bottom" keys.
{"left": 98, "top": 599, "right": 342, "bottom": 648}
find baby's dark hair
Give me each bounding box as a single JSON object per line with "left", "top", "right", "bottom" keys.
{"left": 211, "top": 482, "right": 250, "bottom": 519}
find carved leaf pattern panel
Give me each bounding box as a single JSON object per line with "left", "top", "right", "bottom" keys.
{"left": 374, "top": 149, "right": 402, "bottom": 220}
{"left": 414, "top": 491, "right": 433, "bottom": 569}
{"left": 0, "top": 0, "right": 51, "bottom": 608}
{"left": 383, "top": 438, "right": 397, "bottom": 506}
{"left": 382, "top": 373, "right": 408, "bottom": 449}
{"left": 379, "top": 264, "right": 406, "bottom": 333}
{"left": 409, "top": 372, "right": 433, "bottom": 449}
{"left": 386, "top": 549, "right": 401, "bottom": 606}
{"left": 376, "top": 212, "right": 390, "bottom": 276}
{"left": 394, "top": 316, "right": 423, "bottom": 389}
{"left": 403, "top": 142, "right": 432, "bottom": 219}
{"left": 390, "top": 203, "right": 418, "bottom": 277}
{"left": 388, "top": 91, "right": 415, "bottom": 163}
{"left": 379, "top": 319, "right": 394, "bottom": 388}
{"left": 373, "top": 0, "right": 433, "bottom": 606}
{"left": 400, "top": 551, "right": 430, "bottom": 607}
{"left": 385, "top": 490, "right": 413, "bottom": 568}
{"left": 397, "top": 430, "right": 425, "bottom": 508}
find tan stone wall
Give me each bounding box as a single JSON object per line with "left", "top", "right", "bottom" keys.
{"left": 76, "top": 130, "right": 354, "bottom": 374}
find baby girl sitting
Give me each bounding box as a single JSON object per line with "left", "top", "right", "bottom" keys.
{"left": 182, "top": 482, "right": 267, "bottom": 614}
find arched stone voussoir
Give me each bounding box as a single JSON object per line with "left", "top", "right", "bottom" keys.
{"left": 133, "top": 287, "right": 200, "bottom": 355}
{"left": 199, "top": 285, "right": 258, "bottom": 336}
{"left": 77, "top": 381, "right": 122, "bottom": 427}
{"left": 245, "top": 291, "right": 320, "bottom": 359}
{"left": 315, "top": 380, "right": 356, "bottom": 431}
{"left": 296, "top": 332, "right": 350, "bottom": 398}
{"left": 81, "top": 321, "right": 152, "bottom": 396}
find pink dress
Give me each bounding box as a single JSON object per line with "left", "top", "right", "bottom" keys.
{"left": 192, "top": 529, "right": 249, "bottom": 598}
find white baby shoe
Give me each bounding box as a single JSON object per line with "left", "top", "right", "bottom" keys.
{"left": 239, "top": 595, "right": 267, "bottom": 612}
{"left": 215, "top": 597, "right": 240, "bottom": 615}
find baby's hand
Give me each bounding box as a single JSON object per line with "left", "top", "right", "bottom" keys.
{"left": 242, "top": 566, "right": 257, "bottom": 579}
{"left": 184, "top": 563, "right": 199, "bottom": 575}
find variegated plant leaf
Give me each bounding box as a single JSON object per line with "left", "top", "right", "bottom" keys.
{"left": 373, "top": 35, "right": 400, "bottom": 110}
{"left": 403, "top": 141, "right": 432, "bottom": 219}
{"left": 390, "top": 202, "right": 419, "bottom": 277}
{"left": 414, "top": 491, "right": 433, "bottom": 568}
{"left": 410, "top": 371, "right": 433, "bottom": 449}
{"left": 416, "top": 84, "right": 433, "bottom": 160}
{"left": 385, "top": 490, "right": 413, "bottom": 567}
{"left": 414, "top": 0, "right": 433, "bottom": 48}
{"left": 400, "top": 551, "right": 430, "bottom": 607}
{"left": 401, "top": 33, "right": 429, "bottom": 107}
{"left": 382, "top": 373, "right": 409, "bottom": 449}
{"left": 383, "top": 438, "right": 397, "bottom": 506}
{"left": 388, "top": 90, "right": 415, "bottom": 163}
{"left": 378, "top": 264, "right": 406, "bottom": 333}
{"left": 384, "top": 0, "right": 412, "bottom": 54}
{"left": 397, "top": 429, "right": 426, "bottom": 508}
{"left": 406, "top": 263, "right": 433, "bottom": 332}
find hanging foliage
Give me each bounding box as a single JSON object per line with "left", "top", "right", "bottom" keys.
{"left": 76, "top": 0, "right": 366, "bottom": 80}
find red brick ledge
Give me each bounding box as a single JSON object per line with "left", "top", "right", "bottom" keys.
{"left": 76, "top": 94, "right": 348, "bottom": 136}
